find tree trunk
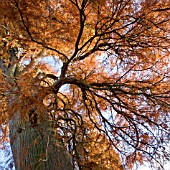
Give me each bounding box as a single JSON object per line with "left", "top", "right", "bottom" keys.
{"left": 9, "top": 111, "right": 73, "bottom": 170}
{"left": 1, "top": 48, "right": 73, "bottom": 170}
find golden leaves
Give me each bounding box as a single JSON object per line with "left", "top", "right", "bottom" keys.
{"left": 0, "top": 0, "right": 169, "bottom": 169}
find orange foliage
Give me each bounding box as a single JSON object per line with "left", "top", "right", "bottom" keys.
{"left": 0, "top": 0, "right": 170, "bottom": 169}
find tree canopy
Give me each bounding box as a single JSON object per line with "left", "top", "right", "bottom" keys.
{"left": 0, "top": 0, "right": 170, "bottom": 169}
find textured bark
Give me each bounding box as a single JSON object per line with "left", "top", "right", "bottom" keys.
{"left": 1, "top": 49, "right": 73, "bottom": 170}
{"left": 9, "top": 112, "right": 73, "bottom": 170}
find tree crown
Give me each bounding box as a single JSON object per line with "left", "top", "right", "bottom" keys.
{"left": 0, "top": 0, "right": 170, "bottom": 169}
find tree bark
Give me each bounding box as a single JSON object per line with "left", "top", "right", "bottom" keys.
{"left": 1, "top": 48, "right": 73, "bottom": 170}
{"left": 9, "top": 112, "right": 73, "bottom": 170}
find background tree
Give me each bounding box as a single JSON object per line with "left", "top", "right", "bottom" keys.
{"left": 0, "top": 0, "right": 170, "bottom": 169}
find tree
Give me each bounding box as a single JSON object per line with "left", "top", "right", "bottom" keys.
{"left": 0, "top": 0, "right": 169, "bottom": 169}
